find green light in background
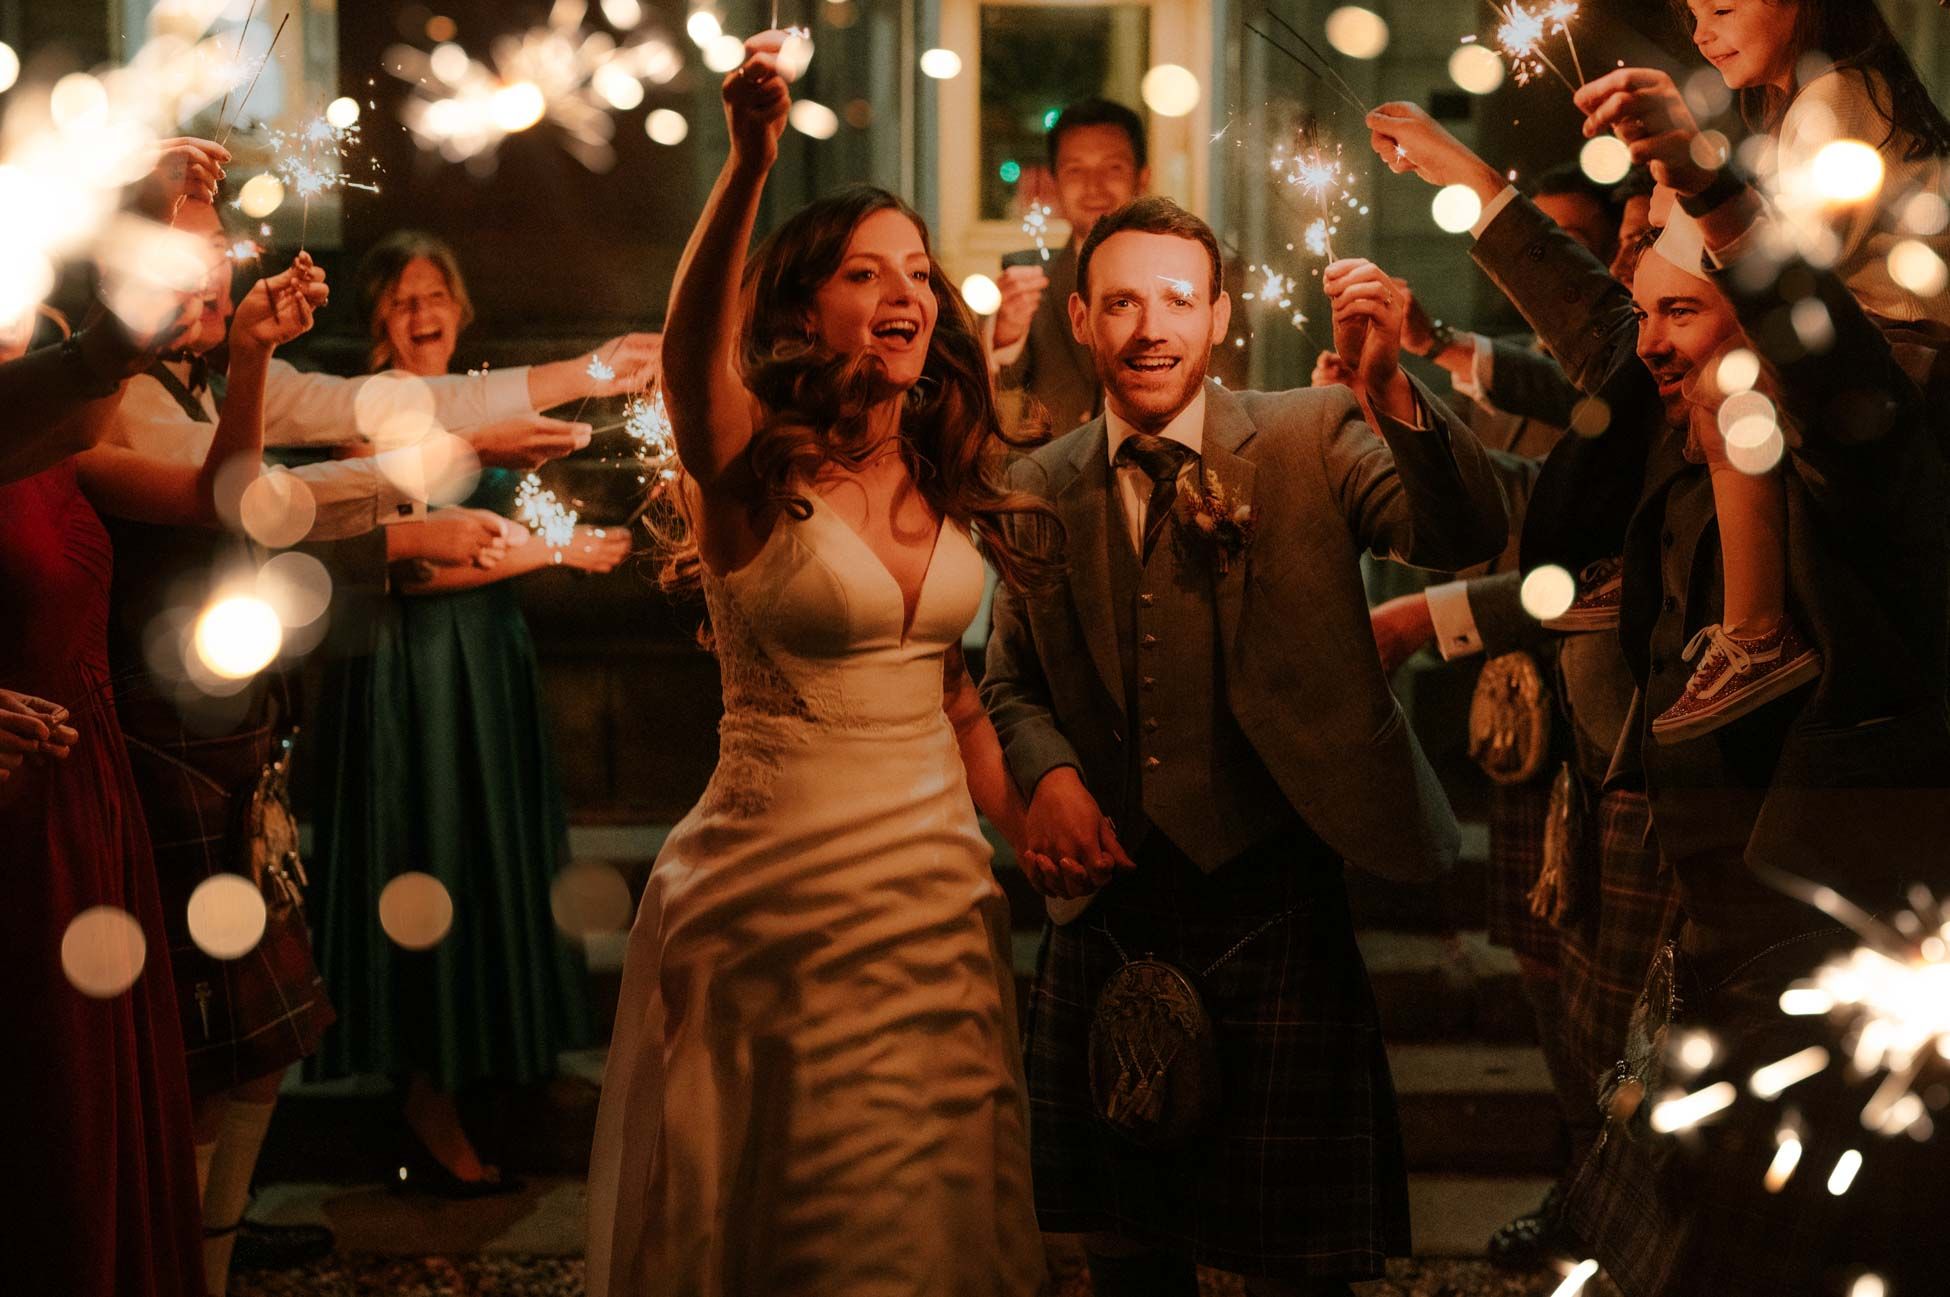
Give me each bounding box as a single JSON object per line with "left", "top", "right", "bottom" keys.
{"left": 999, "top": 159, "right": 1021, "bottom": 184}
{"left": 1041, "top": 107, "right": 1061, "bottom": 130}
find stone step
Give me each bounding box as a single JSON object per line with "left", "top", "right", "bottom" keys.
{"left": 1388, "top": 1042, "right": 1567, "bottom": 1176}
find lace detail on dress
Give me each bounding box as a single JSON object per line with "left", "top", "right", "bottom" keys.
{"left": 696, "top": 573, "right": 811, "bottom": 819}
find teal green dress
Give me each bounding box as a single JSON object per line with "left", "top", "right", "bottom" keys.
{"left": 306, "top": 468, "right": 591, "bottom": 1089}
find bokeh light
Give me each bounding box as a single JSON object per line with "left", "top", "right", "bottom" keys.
{"left": 549, "top": 861, "right": 634, "bottom": 940}
{"left": 237, "top": 172, "right": 285, "bottom": 218}
{"left": 61, "top": 907, "right": 147, "bottom": 998}
{"left": 0, "top": 42, "right": 19, "bottom": 94}
{"left": 601, "top": 0, "right": 645, "bottom": 28}
{"left": 192, "top": 594, "right": 283, "bottom": 680}
{"left": 354, "top": 370, "right": 438, "bottom": 448}
{"left": 1827, "top": 1148, "right": 1863, "bottom": 1196}
{"left": 186, "top": 874, "right": 268, "bottom": 960}
{"left": 777, "top": 31, "right": 815, "bottom": 82}
{"left": 702, "top": 33, "right": 745, "bottom": 74}
{"left": 960, "top": 273, "right": 1001, "bottom": 316}
{"left": 646, "top": 108, "right": 689, "bottom": 145}
{"left": 1811, "top": 139, "right": 1884, "bottom": 204}
{"left": 325, "top": 96, "right": 361, "bottom": 130}
{"left": 256, "top": 551, "right": 334, "bottom": 629}
{"left": 48, "top": 74, "right": 108, "bottom": 131}
{"left": 378, "top": 872, "right": 455, "bottom": 950}
{"left": 238, "top": 468, "right": 318, "bottom": 549}
{"left": 919, "top": 48, "right": 963, "bottom": 80}
{"left": 788, "top": 98, "right": 839, "bottom": 140}
{"left": 1715, "top": 348, "right": 1760, "bottom": 396}
{"left": 1901, "top": 193, "right": 1949, "bottom": 237}
{"left": 1449, "top": 44, "right": 1505, "bottom": 95}
{"left": 593, "top": 63, "right": 645, "bottom": 111}
{"left": 1888, "top": 239, "right": 1949, "bottom": 297}
{"left": 685, "top": 10, "right": 722, "bottom": 47}
{"left": 1139, "top": 64, "right": 1200, "bottom": 118}
{"left": 1431, "top": 184, "right": 1482, "bottom": 234}
{"left": 429, "top": 41, "right": 471, "bottom": 84}
{"left": 1519, "top": 564, "right": 1577, "bottom": 621}
{"left": 1569, "top": 395, "right": 1611, "bottom": 438}
{"left": 1579, "top": 134, "right": 1630, "bottom": 185}
{"left": 488, "top": 81, "right": 547, "bottom": 133}
{"left": 1324, "top": 7, "right": 1389, "bottom": 60}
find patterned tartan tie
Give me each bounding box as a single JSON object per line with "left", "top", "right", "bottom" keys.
{"left": 1115, "top": 433, "right": 1196, "bottom": 560}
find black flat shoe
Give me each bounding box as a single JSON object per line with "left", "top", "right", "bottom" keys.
{"left": 230, "top": 1219, "right": 336, "bottom": 1272}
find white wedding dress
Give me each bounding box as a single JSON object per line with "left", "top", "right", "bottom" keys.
{"left": 586, "top": 493, "right": 1044, "bottom": 1296}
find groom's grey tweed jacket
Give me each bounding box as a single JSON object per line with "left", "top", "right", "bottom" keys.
{"left": 982, "top": 378, "right": 1509, "bottom": 882}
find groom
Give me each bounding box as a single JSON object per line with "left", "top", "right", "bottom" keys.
{"left": 981, "top": 196, "right": 1508, "bottom": 1295}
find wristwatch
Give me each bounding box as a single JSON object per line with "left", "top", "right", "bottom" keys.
{"left": 1419, "top": 319, "right": 1461, "bottom": 359}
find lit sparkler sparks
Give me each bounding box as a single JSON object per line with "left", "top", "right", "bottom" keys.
{"left": 624, "top": 387, "right": 677, "bottom": 481}
{"left": 1488, "top": 1, "right": 1576, "bottom": 91}
{"left": 1021, "top": 201, "right": 1053, "bottom": 262}
{"left": 1542, "top": 0, "right": 1587, "bottom": 86}
{"left": 586, "top": 355, "right": 616, "bottom": 383}
{"left": 514, "top": 472, "right": 580, "bottom": 551}
{"left": 390, "top": 2, "right": 687, "bottom": 170}
{"left": 1304, "top": 218, "right": 1334, "bottom": 259}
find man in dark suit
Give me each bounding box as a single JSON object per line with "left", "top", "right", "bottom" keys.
{"left": 989, "top": 99, "right": 1248, "bottom": 438}
{"left": 981, "top": 196, "right": 1507, "bottom": 1296}
{"left": 1370, "top": 85, "right": 1950, "bottom": 1296}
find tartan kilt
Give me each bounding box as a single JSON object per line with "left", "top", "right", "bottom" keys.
{"left": 1566, "top": 923, "right": 1944, "bottom": 1296}
{"left": 1553, "top": 789, "right": 1677, "bottom": 1104}
{"left": 1485, "top": 779, "right": 1558, "bottom": 969}
{"left": 128, "top": 725, "right": 334, "bottom": 1098}
{"left": 1023, "top": 833, "right": 1410, "bottom": 1281}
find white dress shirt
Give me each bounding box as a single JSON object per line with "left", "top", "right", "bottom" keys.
{"left": 109, "top": 360, "right": 536, "bottom": 541}
{"left": 1104, "top": 387, "right": 1207, "bottom": 554}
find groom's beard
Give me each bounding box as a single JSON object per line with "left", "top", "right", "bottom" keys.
{"left": 1092, "top": 340, "right": 1212, "bottom": 430}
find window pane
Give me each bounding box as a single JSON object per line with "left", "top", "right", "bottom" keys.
{"left": 978, "top": 4, "right": 1148, "bottom": 223}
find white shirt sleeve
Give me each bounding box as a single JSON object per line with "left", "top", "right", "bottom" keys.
{"left": 1471, "top": 186, "right": 1521, "bottom": 240}
{"left": 287, "top": 457, "right": 418, "bottom": 541}
{"left": 1424, "top": 580, "right": 1486, "bottom": 660}
{"left": 260, "top": 360, "right": 537, "bottom": 447}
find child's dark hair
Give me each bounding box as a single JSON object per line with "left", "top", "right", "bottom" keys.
{"left": 1671, "top": 0, "right": 1950, "bottom": 158}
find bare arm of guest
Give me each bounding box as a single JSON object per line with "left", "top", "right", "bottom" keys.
{"left": 397, "top": 523, "right": 629, "bottom": 593}
{"left": 75, "top": 258, "right": 326, "bottom": 526}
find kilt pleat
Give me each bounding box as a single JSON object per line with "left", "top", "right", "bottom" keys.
{"left": 1024, "top": 836, "right": 1409, "bottom": 1281}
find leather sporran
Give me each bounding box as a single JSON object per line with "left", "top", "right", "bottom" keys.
{"left": 241, "top": 747, "right": 308, "bottom": 917}
{"left": 1469, "top": 650, "right": 1552, "bottom": 785}
{"left": 1087, "top": 957, "right": 1220, "bottom": 1148}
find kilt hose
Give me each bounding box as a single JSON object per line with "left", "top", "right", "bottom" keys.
{"left": 128, "top": 724, "right": 333, "bottom": 1099}
{"left": 1024, "top": 831, "right": 1410, "bottom": 1283}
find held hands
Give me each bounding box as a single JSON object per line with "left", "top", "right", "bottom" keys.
{"left": 0, "top": 689, "right": 79, "bottom": 782}
{"left": 550, "top": 525, "right": 632, "bottom": 573}
{"left": 1574, "top": 69, "right": 1712, "bottom": 197}
{"left": 724, "top": 31, "right": 793, "bottom": 173}
{"left": 1325, "top": 258, "right": 1410, "bottom": 404}
{"left": 460, "top": 413, "right": 593, "bottom": 471}
{"left": 1310, "top": 349, "right": 1356, "bottom": 390}
{"left": 230, "top": 254, "right": 328, "bottom": 353}
{"left": 991, "top": 265, "right": 1050, "bottom": 351}
{"left": 1018, "top": 766, "right": 1134, "bottom": 900}
{"left": 1367, "top": 102, "right": 1501, "bottom": 199}
{"left": 389, "top": 507, "right": 518, "bottom": 569}
{"left": 582, "top": 332, "right": 663, "bottom": 397}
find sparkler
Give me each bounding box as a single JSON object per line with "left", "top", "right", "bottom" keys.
{"left": 1242, "top": 17, "right": 1369, "bottom": 119}
{"left": 1543, "top": 0, "right": 1587, "bottom": 87}
{"left": 1486, "top": 1, "right": 1578, "bottom": 93}
{"left": 217, "top": 12, "right": 290, "bottom": 146}
{"left": 267, "top": 112, "right": 380, "bottom": 249}
{"left": 211, "top": 0, "right": 258, "bottom": 140}
{"left": 1021, "top": 201, "right": 1053, "bottom": 262}
{"left": 514, "top": 472, "right": 580, "bottom": 553}
{"left": 586, "top": 355, "right": 616, "bottom": 382}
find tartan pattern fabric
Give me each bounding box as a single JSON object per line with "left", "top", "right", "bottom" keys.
{"left": 130, "top": 725, "right": 334, "bottom": 1098}
{"left": 1484, "top": 779, "right": 1558, "bottom": 969}
{"left": 1022, "top": 837, "right": 1410, "bottom": 1282}
{"left": 1551, "top": 790, "right": 1677, "bottom": 1106}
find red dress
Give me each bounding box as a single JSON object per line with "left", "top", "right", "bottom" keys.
{"left": 0, "top": 463, "right": 202, "bottom": 1297}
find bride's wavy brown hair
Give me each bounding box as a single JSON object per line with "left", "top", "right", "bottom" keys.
{"left": 654, "top": 185, "right": 1061, "bottom": 609}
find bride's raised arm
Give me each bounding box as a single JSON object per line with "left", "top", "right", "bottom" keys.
{"left": 664, "top": 32, "right": 792, "bottom": 493}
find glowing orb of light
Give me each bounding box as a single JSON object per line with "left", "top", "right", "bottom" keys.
{"left": 646, "top": 109, "right": 689, "bottom": 146}
{"left": 325, "top": 96, "right": 361, "bottom": 130}
{"left": 1689, "top": 129, "right": 1731, "bottom": 172}
{"left": 61, "top": 907, "right": 147, "bottom": 998}
{"left": 429, "top": 42, "right": 471, "bottom": 85}
{"left": 959, "top": 273, "right": 1001, "bottom": 316}
{"left": 1546, "top": 1260, "right": 1601, "bottom": 1297}
{"left": 186, "top": 874, "right": 268, "bottom": 960}
{"left": 489, "top": 81, "right": 548, "bottom": 133}
{"left": 702, "top": 33, "right": 746, "bottom": 74}
{"left": 1140, "top": 64, "right": 1200, "bottom": 118}
{"left": 1716, "top": 348, "right": 1760, "bottom": 397}
{"left": 919, "top": 48, "right": 963, "bottom": 80}
{"left": 1325, "top": 7, "right": 1389, "bottom": 60}
{"left": 49, "top": 73, "right": 108, "bottom": 130}
{"left": 1811, "top": 139, "right": 1885, "bottom": 204}
{"left": 788, "top": 98, "right": 839, "bottom": 140}
{"left": 378, "top": 872, "right": 455, "bottom": 950}
{"left": 238, "top": 469, "right": 318, "bottom": 550}
{"left": 594, "top": 63, "right": 645, "bottom": 111}
{"left": 0, "top": 42, "right": 19, "bottom": 94}
{"left": 1432, "top": 183, "right": 1483, "bottom": 233}
{"left": 353, "top": 370, "right": 437, "bottom": 447}
{"left": 191, "top": 595, "right": 283, "bottom": 680}
{"left": 1900, "top": 192, "right": 1949, "bottom": 237}
{"left": 1888, "top": 239, "right": 1949, "bottom": 297}
{"left": 1580, "top": 134, "right": 1631, "bottom": 185}
{"left": 601, "top": 0, "right": 645, "bottom": 27}
{"left": 686, "top": 9, "right": 723, "bottom": 48}
{"left": 1826, "top": 1148, "right": 1863, "bottom": 1196}
{"left": 1449, "top": 43, "right": 1505, "bottom": 95}
{"left": 1649, "top": 1080, "right": 1737, "bottom": 1133}
{"left": 1519, "top": 564, "right": 1577, "bottom": 621}
{"left": 255, "top": 551, "right": 335, "bottom": 629}
{"left": 1763, "top": 1131, "right": 1804, "bottom": 1192}
{"left": 549, "top": 861, "right": 634, "bottom": 940}
{"left": 237, "top": 173, "right": 285, "bottom": 219}
{"left": 1569, "top": 395, "right": 1611, "bottom": 438}
{"left": 777, "top": 30, "right": 815, "bottom": 81}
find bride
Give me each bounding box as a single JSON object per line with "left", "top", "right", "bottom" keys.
{"left": 585, "top": 31, "right": 1055, "bottom": 1296}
